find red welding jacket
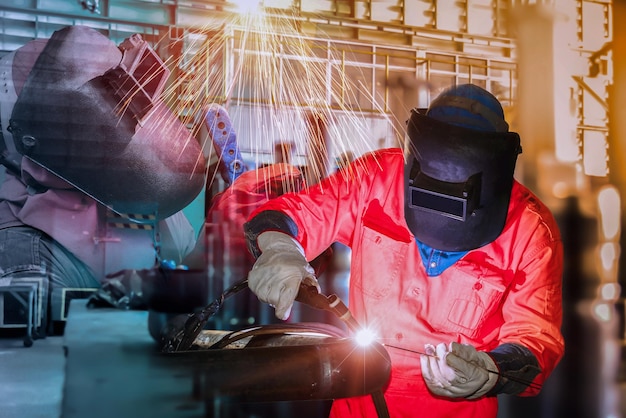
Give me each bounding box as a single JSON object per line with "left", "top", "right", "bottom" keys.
{"left": 248, "top": 148, "right": 564, "bottom": 418}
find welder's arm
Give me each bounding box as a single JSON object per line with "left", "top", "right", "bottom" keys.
{"left": 244, "top": 211, "right": 319, "bottom": 320}
{"left": 421, "top": 342, "right": 540, "bottom": 399}
{"left": 483, "top": 342, "right": 541, "bottom": 395}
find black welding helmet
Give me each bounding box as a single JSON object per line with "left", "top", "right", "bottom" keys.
{"left": 404, "top": 84, "right": 522, "bottom": 251}
{"left": 2, "top": 25, "right": 206, "bottom": 221}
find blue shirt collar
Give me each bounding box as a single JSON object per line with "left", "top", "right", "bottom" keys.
{"left": 416, "top": 239, "right": 468, "bottom": 276}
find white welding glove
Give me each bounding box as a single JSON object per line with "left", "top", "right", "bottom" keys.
{"left": 420, "top": 342, "right": 499, "bottom": 400}
{"left": 248, "top": 231, "right": 319, "bottom": 320}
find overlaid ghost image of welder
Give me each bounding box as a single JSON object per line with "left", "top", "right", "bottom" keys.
{"left": 0, "top": 25, "right": 206, "bottom": 333}
{"left": 244, "top": 84, "right": 565, "bottom": 417}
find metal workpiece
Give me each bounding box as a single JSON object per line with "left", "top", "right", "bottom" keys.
{"left": 170, "top": 337, "right": 392, "bottom": 403}
{"left": 153, "top": 279, "right": 393, "bottom": 415}
{"left": 147, "top": 277, "right": 393, "bottom": 416}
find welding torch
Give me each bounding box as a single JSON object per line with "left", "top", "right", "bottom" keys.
{"left": 295, "top": 282, "right": 360, "bottom": 333}
{"left": 297, "top": 285, "right": 418, "bottom": 353}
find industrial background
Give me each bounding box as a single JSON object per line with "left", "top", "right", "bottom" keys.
{"left": 0, "top": 0, "right": 624, "bottom": 417}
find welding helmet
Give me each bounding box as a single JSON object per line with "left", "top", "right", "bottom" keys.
{"left": 404, "top": 84, "right": 522, "bottom": 251}
{"left": 1, "top": 25, "right": 206, "bottom": 221}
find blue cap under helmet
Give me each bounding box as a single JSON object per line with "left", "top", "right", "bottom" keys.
{"left": 426, "top": 84, "right": 509, "bottom": 133}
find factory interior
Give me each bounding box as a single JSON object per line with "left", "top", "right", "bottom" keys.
{"left": 0, "top": 0, "right": 625, "bottom": 417}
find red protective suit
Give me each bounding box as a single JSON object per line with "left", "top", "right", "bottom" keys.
{"left": 248, "top": 148, "right": 564, "bottom": 418}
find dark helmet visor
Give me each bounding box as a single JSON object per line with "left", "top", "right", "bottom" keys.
{"left": 404, "top": 110, "right": 521, "bottom": 251}
{"left": 408, "top": 160, "right": 481, "bottom": 222}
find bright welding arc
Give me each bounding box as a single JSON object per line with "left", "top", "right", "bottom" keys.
{"left": 354, "top": 327, "right": 377, "bottom": 347}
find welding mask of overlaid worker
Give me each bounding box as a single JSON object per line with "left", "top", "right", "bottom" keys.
{"left": 403, "top": 84, "right": 522, "bottom": 252}
{"left": 1, "top": 25, "right": 206, "bottom": 221}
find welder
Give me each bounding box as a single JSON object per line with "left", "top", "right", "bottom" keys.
{"left": 243, "top": 84, "right": 564, "bottom": 417}
{"left": 0, "top": 25, "right": 205, "bottom": 330}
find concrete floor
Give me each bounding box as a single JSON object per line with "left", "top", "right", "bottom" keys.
{"left": 0, "top": 330, "right": 65, "bottom": 418}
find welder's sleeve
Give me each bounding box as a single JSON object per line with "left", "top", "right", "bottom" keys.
{"left": 242, "top": 158, "right": 376, "bottom": 321}
{"left": 485, "top": 343, "right": 541, "bottom": 396}
{"left": 244, "top": 151, "right": 387, "bottom": 261}
{"left": 495, "top": 199, "right": 565, "bottom": 396}
{"left": 244, "top": 210, "right": 301, "bottom": 258}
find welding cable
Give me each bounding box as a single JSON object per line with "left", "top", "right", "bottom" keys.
{"left": 371, "top": 390, "right": 390, "bottom": 418}
{"left": 161, "top": 278, "right": 251, "bottom": 352}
